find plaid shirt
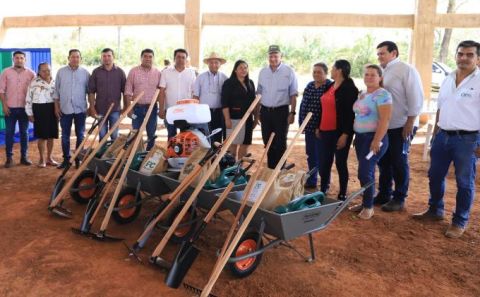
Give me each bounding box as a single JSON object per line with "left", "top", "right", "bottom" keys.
{"left": 299, "top": 79, "right": 332, "bottom": 133}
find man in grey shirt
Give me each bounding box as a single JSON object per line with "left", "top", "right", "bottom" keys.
{"left": 375, "top": 41, "right": 424, "bottom": 211}
{"left": 54, "top": 49, "right": 90, "bottom": 169}
{"left": 257, "top": 45, "right": 298, "bottom": 169}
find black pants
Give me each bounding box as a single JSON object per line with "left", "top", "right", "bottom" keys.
{"left": 318, "top": 130, "right": 352, "bottom": 195}
{"left": 209, "top": 108, "right": 225, "bottom": 144}
{"left": 260, "top": 105, "right": 289, "bottom": 169}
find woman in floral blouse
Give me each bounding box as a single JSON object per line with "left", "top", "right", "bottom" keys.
{"left": 25, "top": 63, "right": 59, "bottom": 167}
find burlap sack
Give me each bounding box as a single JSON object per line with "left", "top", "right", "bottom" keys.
{"left": 139, "top": 145, "right": 168, "bottom": 175}
{"left": 178, "top": 147, "right": 220, "bottom": 187}
{"left": 246, "top": 168, "right": 305, "bottom": 211}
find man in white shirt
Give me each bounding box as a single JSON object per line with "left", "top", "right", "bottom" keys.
{"left": 375, "top": 41, "right": 424, "bottom": 212}
{"left": 414, "top": 40, "right": 480, "bottom": 238}
{"left": 159, "top": 48, "right": 196, "bottom": 139}
{"left": 193, "top": 52, "right": 228, "bottom": 144}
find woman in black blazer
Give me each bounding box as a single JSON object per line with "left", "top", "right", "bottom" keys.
{"left": 315, "top": 59, "right": 358, "bottom": 200}
{"left": 221, "top": 60, "right": 258, "bottom": 160}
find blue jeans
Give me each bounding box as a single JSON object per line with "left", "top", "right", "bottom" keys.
{"left": 99, "top": 111, "right": 120, "bottom": 141}
{"left": 60, "top": 112, "right": 86, "bottom": 161}
{"left": 377, "top": 127, "right": 417, "bottom": 203}
{"left": 132, "top": 105, "right": 158, "bottom": 150}
{"left": 304, "top": 131, "right": 321, "bottom": 186}
{"left": 317, "top": 130, "right": 352, "bottom": 195}
{"left": 4, "top": 107, "right": 29, "bottom": 159}
{"left": 428, "top": 130, "right": 479, "bottom": 228}
{"left": 355, "top": 132, "right": 389, "bottom": 208}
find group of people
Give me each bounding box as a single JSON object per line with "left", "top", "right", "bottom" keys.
{"left": 1, "top": 40, "right": 479, "bottom": 238}
{"left": 299, "top": 40, "right": 480, "bottom": 238}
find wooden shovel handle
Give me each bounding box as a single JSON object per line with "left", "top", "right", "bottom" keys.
{"left": 99, "top": 89, "right": 160, "bottom": 232}
{"left": 150, "top": 96, "right": 261, "bottom": 258}
{"left": 217, "top": 132, "right": 274, "bottom": 262}
{"left": 82, "top": 102, "right": 115, "bottom": 159}
{"left": 201, "top": 113, "right": 312, "bottom": 297}
{"left": 49, "top": 92, "right": 144, "bottom": 208}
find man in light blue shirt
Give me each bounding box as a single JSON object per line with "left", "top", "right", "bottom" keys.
{"left": 257, "top": 45, "right": 298, "bottom": 168}
{"left": 54, "top": 49, "right": 90, "bottom": 168}
{"left": 193, "top": 52, "right": 228, "bottom": 143}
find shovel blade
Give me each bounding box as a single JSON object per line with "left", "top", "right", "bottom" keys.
{"left": 71, "top": 227, "right": 97, "bottom": 238}
{"left": 50, "top": 177, "right": 65, "bottom": 205}
{"left": 165, "top": 241, "right": 200, "bottom": 288}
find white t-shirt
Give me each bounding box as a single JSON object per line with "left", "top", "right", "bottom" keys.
{"left": 160, "top": 67, "right": 196, "bottom": 109}
{"left": 437, "top": 68, "right": 480, "bottom": 131}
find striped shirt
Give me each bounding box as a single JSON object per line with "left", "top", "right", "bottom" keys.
{"left": 125, "top": 65, "right": 161, "bottom": 105}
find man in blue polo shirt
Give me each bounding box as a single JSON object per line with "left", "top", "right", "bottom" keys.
{"left": 257, "top": 45, "right": 298, "bottom": 169}
{"left": 414, "top": 40, "right": 480, "bottom": 238}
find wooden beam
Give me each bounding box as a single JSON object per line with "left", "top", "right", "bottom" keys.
{"left": 3, "top": 14, "right": 184, "bottom": 27}
{"left": 435, "top": 13, "right": 480, "bottom": 28}
{"left": 203, "top": 13, "right": 414, "bottom": 28}
{"left": 411, "top": 0, "right": 437, "bottom": 103}
{"left": 184, "top": 0, "right": 202, "bottom": 69}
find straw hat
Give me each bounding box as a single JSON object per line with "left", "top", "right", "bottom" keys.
{"left": 203, "top": 52, "right": 226, "bottom": 65}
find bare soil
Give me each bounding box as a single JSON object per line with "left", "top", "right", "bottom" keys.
{"left": 0, "top": 135, "right": 479, "bottom": 297}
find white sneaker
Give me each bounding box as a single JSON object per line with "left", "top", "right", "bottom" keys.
{"left": 358, "top": 207, "right": 374, "bottom": 220}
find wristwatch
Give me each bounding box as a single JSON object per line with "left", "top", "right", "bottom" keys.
{"left": 289, "top": 111, "right": 296, "bottom": 115}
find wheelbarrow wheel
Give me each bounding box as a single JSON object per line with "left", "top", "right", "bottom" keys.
{"left": 228, "top": 231, "right": 263, "bottom": 278}
{"left": 112, "top": 187, "right": 142, "bottom": 224}
{"left": 70, "top": 170, "right": 99, "bottom": 204}
{"left": 164, "top": 204, "right": 198, "bottom": 244}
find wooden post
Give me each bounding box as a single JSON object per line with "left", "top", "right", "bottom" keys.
{"left": 411, "top": 0, "right": 437, "bottom": 105}
{"left": 184, "top": 0, "right": 202, "bottom": 69}
{"left": 0, "top": 19, "right": 6, "bottom": 45}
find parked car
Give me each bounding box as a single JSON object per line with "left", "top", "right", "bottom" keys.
{"left": 432, "top": 61, "right": 452, "bottom": 90}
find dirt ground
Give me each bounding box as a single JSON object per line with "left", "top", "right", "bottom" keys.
{"left": 0, "top": 131, "right": 479, "bottom": 297}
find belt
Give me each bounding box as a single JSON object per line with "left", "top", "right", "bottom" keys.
{"left": 136, "top": 103, "right": 157, "bottom": 107}
{"left": 261, "top": 104, "right": 288, "bottom": 111}
{"left": 441, "top": 129, "right": 478, "bottom": 136}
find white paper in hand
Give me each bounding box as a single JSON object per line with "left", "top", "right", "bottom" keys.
{"left": 247, "top": 181, "right": 266, "bottom": 203}
{"left": 366, "top": 142, "right": 383, "bottom": 160}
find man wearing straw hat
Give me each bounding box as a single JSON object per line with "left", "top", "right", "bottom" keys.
{"left": 193, "top": 52, "right": 228, "bottom": 143}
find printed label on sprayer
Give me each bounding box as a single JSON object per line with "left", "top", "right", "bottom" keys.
{"left": 248, "top": 181, "right": 266, "bottom": 203}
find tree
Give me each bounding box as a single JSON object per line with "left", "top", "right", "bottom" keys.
{"left": 437, "top": 0, "right": 469, "bottom": 63}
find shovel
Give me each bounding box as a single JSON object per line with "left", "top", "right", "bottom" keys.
{"left": 49, "top": 104, "right": 112, "bottom": 206}
{"left": 201, "top": 113, "right": 312, "bottom": 297}
{"left": 165, "top": 156, "right": 255, "bottom": 288}
{"left": 71, "top": 130, "right": 138, "bottom": 236}
{"left": 48, "top": 93, "right": 143, "bottom": 217}
{"left": 127, "top": 145, "right": 221, "bottom": 258}
{"left": 148, "top": 96, "right": 261, "bottom": 268}
{"left": 91, "top": 89, "right": 160, "bottom": 242}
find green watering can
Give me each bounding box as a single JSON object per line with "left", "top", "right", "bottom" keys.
{"left": 204, "top": 164, "right": 248, "bottom": 190}
{"left": 274, "top": 191, "right": 325, "bottom": 214}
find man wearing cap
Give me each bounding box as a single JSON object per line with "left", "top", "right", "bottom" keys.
{"left": 193, "top": 52, "right": 228, "bottom": 144}
{"left": 159, "top": 48, "right": 197, "bottom": 139}
{"left": 257, "top": 45, "right": 298, "bottom": 169}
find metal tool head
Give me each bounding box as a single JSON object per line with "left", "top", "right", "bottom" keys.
{"left": 92, "top": 230, "right": 124, "bottom": 242}
{"left": 149, "top": 256, "right": 171, "bottom": 270}
{"left": 165, "top": 241, "right": 200, "bottom": 288}
{"left": 49, "top": 205, "right": 73, "bottom": 219}
{"left": 70, "top": 227, "right": 98, "bottom": 238}
{"left": 124, "top": 242, "right": 144, "bottom": 263}
{"left": 183, "top": 283, "right": 218, "bottom": 297}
